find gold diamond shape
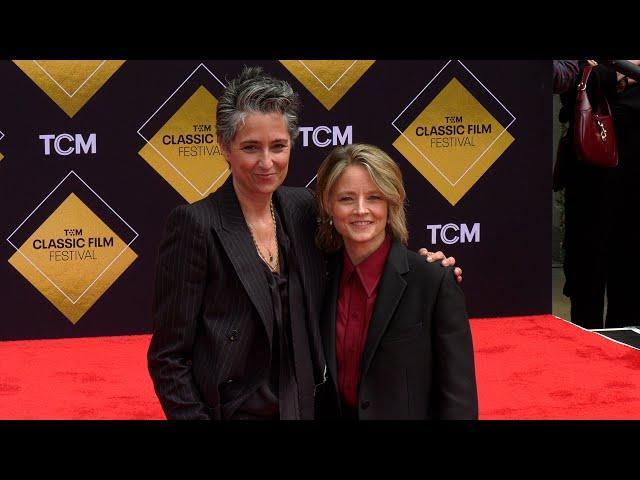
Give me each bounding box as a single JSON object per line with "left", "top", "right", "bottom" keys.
{"left": 393, "top": 77, "right": 514, "bottom": 206}
{"left": 0, "top": 153, "right": 3, "bottom": 162}
{"left": 8, "top": 193, "right": 137, "bottom": 324}
{"left": 139, "top": 85, "right": 230, "bottom": 203}
{"left": 280, "top": 60, "right": 375, "bottom": 110}
{"left": 13, "top": 60, "right": 125, "bottom": 117}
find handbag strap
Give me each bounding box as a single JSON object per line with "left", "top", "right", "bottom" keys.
{"left": 576, "top": 64, "right": 613, "bottom": 117}
{"left": 577, "top": 64, "right": 593, "bottom": 93}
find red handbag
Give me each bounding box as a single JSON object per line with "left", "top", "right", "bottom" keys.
{"left": 574, "top": 65, "right": 618, "bottom": 167}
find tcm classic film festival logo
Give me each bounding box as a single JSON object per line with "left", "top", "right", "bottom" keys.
{"left": 392, "top": 60, "right": 516, "bottom": 206}
{"left": 280, "top": 60, "right": 373, "bottom": 186}
{"left": 13, "top": 60, "right": 125, "bottom": 117}
{"left": 7, "top": 172, "right": 138, "bottom": 323}
{"left": 138, "top": 63, "right": 231, "bottom": 203}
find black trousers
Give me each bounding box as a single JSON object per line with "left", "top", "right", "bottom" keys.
{"left": 563, "top": 158, "right": 639, "bottom": 329}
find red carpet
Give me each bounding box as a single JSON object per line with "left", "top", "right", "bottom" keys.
{"left": 0, "top": 335, "right": 164, "bottom": 419}
{"left": 472, "top": 315, "right": 640, "bottom": 419}
{"left": 0, "top": 314, "right": 639, "bottom": 419}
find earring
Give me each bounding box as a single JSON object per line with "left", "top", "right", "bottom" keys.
{"left": 329, "top": 217, "right": 333, "bottom": 226}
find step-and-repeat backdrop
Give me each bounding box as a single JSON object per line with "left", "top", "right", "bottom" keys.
{"left": 0, "top": 60, "right": 551, "bottom": 340}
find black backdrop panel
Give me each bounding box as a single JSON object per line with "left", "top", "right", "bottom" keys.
{"left": 0, "top": 60, "right": 551, "bottom": 340}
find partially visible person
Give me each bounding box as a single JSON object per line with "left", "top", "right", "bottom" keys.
{"left": 553, "top": 59, "right": 598, "bottom": 190}
{"left": 553, "top": 60, "right": 603, "bottom": 94}
{"left": 558, "top": 59, "right": 640, "bottom": 329}
{"left": 314, "top": 144, "right": 478, "bottom": 420}
{"left": 553, "top": 60, "right": 580, "bottom": 94}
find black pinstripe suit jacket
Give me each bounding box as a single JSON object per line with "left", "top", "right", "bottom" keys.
{"left": 147, "top": 179, "right": 327, "bottom": 420}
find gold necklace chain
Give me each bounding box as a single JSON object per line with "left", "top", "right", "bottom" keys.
{"left": 248, "top": 200, "right": 279, "bottom": 273}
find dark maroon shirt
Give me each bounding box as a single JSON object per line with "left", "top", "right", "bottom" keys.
{"left": 336, "top": 234, "right": 392, "bottom": 408}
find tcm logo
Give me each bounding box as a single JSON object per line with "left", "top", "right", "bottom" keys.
{"left": 427, "top": 223, "right": 480, "bottom": 245}
{"left": 40, "top": 133, "right": 97, "bottom": 156}
{"left": 299, "top": 125, "right": 352, "bottom": 147}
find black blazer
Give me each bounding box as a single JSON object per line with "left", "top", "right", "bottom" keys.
{"left": 320, "top": 239, "right": 478, "bottom": 420}
{"left": 147, "top": 180, "right": 326, "bottom": 420}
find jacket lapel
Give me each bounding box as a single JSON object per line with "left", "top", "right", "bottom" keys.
{"left": 274, "top": 189, "right": 320, "bottom": 312}
{"left": 210, "top": 180, "right": 274, "bottom": 346}
{"left": 359, "top": 240, "right": 408, "bottom": 382}
{"left": 321, "top": 252, "right": 342, "bottom": 396}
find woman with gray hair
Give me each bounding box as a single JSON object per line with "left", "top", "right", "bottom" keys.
{"left": 147, "top": 67, "right": 460, "bottom": 420}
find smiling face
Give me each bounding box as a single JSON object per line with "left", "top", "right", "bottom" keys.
{"left": 220, "top": 112, "right": 291, "bottom": 197}
{"left": 328, "top": 164, "right": 389, "bottom": 255}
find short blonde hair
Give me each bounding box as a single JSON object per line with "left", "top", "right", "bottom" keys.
{"left": 315, "top": 143, "right": 408, "bottom": 252}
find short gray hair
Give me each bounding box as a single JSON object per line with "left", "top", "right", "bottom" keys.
{"left": 216, "top": 66, "right": 300, "bottom": 149}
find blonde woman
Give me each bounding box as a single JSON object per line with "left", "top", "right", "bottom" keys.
{"left": 315, "top": 144, "right": 478, "bottom": 419}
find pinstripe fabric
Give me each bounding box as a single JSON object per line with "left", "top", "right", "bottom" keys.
{"left": 147, "top": 179, "right": 327, "bottom": 420}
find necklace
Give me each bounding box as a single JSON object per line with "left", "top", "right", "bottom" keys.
{"left": 248, "top": 200, "right": 279, "bottom": 272}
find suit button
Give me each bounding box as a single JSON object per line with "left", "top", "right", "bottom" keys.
{"left": 228, "top": 329, "right": 239, "bottom": 341}
{"left": 360, "top": 400, "right": 370, "bottom": 410}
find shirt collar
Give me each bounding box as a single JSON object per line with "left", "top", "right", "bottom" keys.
{"left": 341, "top": 234, "right": 392, "bottom": 297}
